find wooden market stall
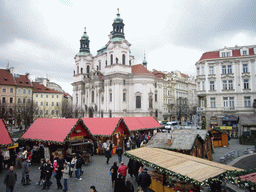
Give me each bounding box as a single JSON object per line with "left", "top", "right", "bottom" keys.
{"left": 0, "top": 119, "right": 14, "bottom": 168}
{"left": 81, "top": 117, "right": 130, "bottom": 154}
{"left": 123, "top": 117, "right": 162, "bottom": 133}
{"left": 146, "top": 129, "right": 213, "bottom": 160}
{"left": 210, "top": 128, "right": 228, "bottom": 147}
{"left": 21, "top": 118, "right": 94, "bottom": 163}
{"left": 125, "top": 147, "right": 243, "bottom": 192}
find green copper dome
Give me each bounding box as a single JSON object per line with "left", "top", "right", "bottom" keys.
{"left": 111, "top": 8, "right": 125, "bottom": 39}
{"left": 79, "top": 27, "right": 90, "bottom": 54}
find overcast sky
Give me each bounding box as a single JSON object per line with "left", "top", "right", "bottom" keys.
{"left": 0, "top": 0, "right": 255, "bottom": 94}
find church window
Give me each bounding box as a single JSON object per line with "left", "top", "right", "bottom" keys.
{"left": 81, "top": 68, "right": 83, "bottom": 74}
{"left": 123, "top": 80, "right": 125, "bottom": 85}
{"left": 110, "top": 80, "right": 112, "bottom": 86}
{"left": 155, "top": 94, "right": 157, "bottom": 102}
{"left": 110, "top": 93, "right": 112, "bottom": 102}
{"left": 92, "top": 91, "right": 94, "bottom": 103}
{"left": 149, "top": 96, "right": 153, "bottom": 109}
{"left": 109, "top": 110, "right": 112, "bottom": 118}
{"left": 123, "top": 93, "right": 126, "bottom": 102}
{"left": 136, "top": 96, "right": 141, "bottom": 109}
{"left": 155, "top": 82, "right": 157, "bottom": 88}
{"left": 99, "top": 61, "right": 101, "bottom": 70}
{"left": 101, "top": 110, "right": 103, "bottom": 118}
{"left": 105, "top": 60, "right": 107, "bottom": 66}
{"left": 155, "top": 109, "right": 158, "bottom": 118}
{"left": 111, "top": 54, "right": 113, "bottom": 65}
{"left": 129, "top": 60, "right": 131, "bottom": 66}
{"left": 87, "top": 65, "right": 90, "bottom": 74}
{"left": 77, "top": 66, "right": 79, "bottom": 74}
{"left": 122, "top": 54, "right": 125, "bottom": 65}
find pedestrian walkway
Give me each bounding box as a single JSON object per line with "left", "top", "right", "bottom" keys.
{"left": 212, "top": 139, "right": 254, "bottom": 165}
{"left": 0, "top": 154, "right": 137, "bottom": 192}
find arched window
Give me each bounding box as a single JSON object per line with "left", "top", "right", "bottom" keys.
{"left": 122, "top": 54, "right": 125, "bottom": 65}
{"left": 99, "top": 61, "right": 101, "bottom": 70}
{"left": 149, "top": 96, "right": 153, "bottom": 109}
{"left": 81, "top": 68, "right": 83, "bottom": 74}
{"left": 101, "top": 110, "right": 103, "bottom": 118}
{"left": 87, "top": 65, "right": 90, "bottom": 74}
{"left": 91, "top": 91, "right": 94, "bottom": 103}
{"left": 111, "top": 54, "right": 113, "bottom": 65}
{"left": 77, "top": 66, "right": 79, "bottom": 74}
{"left": 109, "top": 110, "right": 112, "bottom": 118}
{"left": 136, "top": 96, "right": 141, "bottom": 109}
{"left": 155, "top": 109, "right": 158, "bottom": 118}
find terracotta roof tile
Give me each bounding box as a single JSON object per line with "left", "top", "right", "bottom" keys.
{"left": 0, "top": 69, "right": 16, "bottom": 86}
{"left": 32, "top": 82, "right": 62, "bottom": 94}
{"left": 15, "top": 75, "right": 32, "bottom": 87}
{"left": 132, "top": 64, "right": 152, "bottom": 74}
{"left": 240, "top": 172, "right": 256, "bottom": 183}
{"left": 180, "top": 73, "right": 189, "bottom": 78}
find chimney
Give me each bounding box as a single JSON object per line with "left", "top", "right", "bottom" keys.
{"left": 9, "top": 67, "right": 14, "bottom": 75}
{"left": 43, "top": 78, "right": 48, "bottom": 87}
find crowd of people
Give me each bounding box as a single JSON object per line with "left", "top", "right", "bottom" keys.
{"left": 2, "top": 131, "right": 156, "bottom": 192}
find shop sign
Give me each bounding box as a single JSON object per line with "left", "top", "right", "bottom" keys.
{"left": 74, "top": 129, "right": 82, "bottom": 133}
{"left": 7, "top": 143, "right": 18, "bottom": 150}
{"left": 220, "top": 126, "right": 232, "bottom": 130}
{"left": 69, "top": 135, "right": 83, "bottom": 140}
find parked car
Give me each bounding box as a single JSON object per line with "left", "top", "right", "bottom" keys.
{"left": 165, "top": 121, "right": 179, "bottom": 130}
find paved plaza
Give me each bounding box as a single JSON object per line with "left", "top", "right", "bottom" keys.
{"left": 0, "top": 154, "right": 138, "bottom": 192}
{"left": 0, "top": 138, "right": 255, "bottom": 192}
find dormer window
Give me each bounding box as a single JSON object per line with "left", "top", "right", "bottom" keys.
{"left": 222, "top": 52, "right": 226, "bottom": 57}
{"left": 243, "top": 50, "right": 247, "bottom": 55}
{"left": 226, "top": 52, "right": 230, "bottom": 57}
{"left": 240, "top": 47, "right": 249, "bottom": 56}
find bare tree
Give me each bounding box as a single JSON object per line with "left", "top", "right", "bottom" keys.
{"left": 62, "top": 99, "right": 73, "bottom": 118}
{"left": 175, "top": 97, "right": 189, "bottom": 122}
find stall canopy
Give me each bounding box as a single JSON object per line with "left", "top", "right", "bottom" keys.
{"left": 81, "top": 117, "right": 130, "bottom": 137}
{"left": 21, "top": 118, "right": 94, "bottom": 144}
{"left": 123, "top": 117, "right": 162, "bottom": 131}
{"left": 125, "top": 147, "right": 243, "bottom": 183}
{"left": 0, "top": 119, "right": 13, "bottom": 146}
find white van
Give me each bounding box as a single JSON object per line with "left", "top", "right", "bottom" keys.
{"left": 165, "top": 121, "right": 179, "bottom": 129}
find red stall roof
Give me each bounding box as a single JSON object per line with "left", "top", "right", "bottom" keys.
{"left": 123, "top": 117, "right": 162, "bottom": 131}
{"left": 240, "top": 172, "right": 256, "bottom": 183}
{"left": 0, "top": 119, "right": 13, "bottom": 146}
{"left": 21, "top": 118, "right": 93, "bottom": 144}
{"left": 81, "top": 117, "right": 130, "bottom": 137}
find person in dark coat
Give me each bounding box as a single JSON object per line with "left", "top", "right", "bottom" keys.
{"left": 125, "top": 179, "right": 134, "bottom": 192}
{"left": 76, "top": 155, "right": 83, "bottom": 180}
{"left": 21, "top": 158, "right": 30, "bottom": 185}
{"left": 93, "top": 140, "right": 98, "bottom": 155}
{"left": 105, "top": 142, "right": 112, "bottom": 164}
{"left": 128, "top": 159, "right": 135, "bottom": 177}
{"left": 55, "top": 164, "right": 63, "bottom": 189}
{"left": 0, "top": 150, "right": 3, "bottom": 173}
{"left": 114, "top": 173, "right": 125, "bottom": 192}
{"left": 4, "top": 166, "right": 17, "bottom": 192}
{"left": 116, "top": 145, "right": 123, "bottom": 163}
{"left": 110, "top": 162, "right": 119, "bottom": 188}
{"left": 42, "top": 160, "right": 53, "bottom": 190}
{"left": 37, "top": 159, "right": 46, "bottom": 185}
{"left": 134, "top": 161, "right": 142, "bottom": 182}
{"left": 137, "top": 168, "right": 151, "bottom": 192}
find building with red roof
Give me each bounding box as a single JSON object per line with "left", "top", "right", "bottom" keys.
{"left": 0, "top": 119, "right": 13, "bottom": 146}
{"left": 195, "top": 45, "right": 256, "bottom": 134}
{"left": 72, "top": 10, "right": 163, "bottom": 120}
{"left": 32, "top": 82, "right": 64, "bottom": 119}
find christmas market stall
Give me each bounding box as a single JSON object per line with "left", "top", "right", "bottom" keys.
{"left": 209, "top": 128, "right": 229, "bottom": 147}
{"left": 125, "top": 147, "right": 243, "bottom": 192}
{"left": 81, "top": 117, "right": 130, "bottom": 154}
{"left": 123, "top": 116, "right": 162, "bottom": 133}
{"left": 0, "top": 119, "right": 14, "bottom": 168}
{"left": 21, "top": 118, "right": 94, "bottom": 163}
{"left": 146, "top": 129, "right": 213, "bottom": 160}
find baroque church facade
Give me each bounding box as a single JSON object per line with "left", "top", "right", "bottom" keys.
{"left": 72, "top": 10, "right": 163, "bottom": 119}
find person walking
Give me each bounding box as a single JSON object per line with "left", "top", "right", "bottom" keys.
{"left": 37, "top": 159, "right": 46, "bottom": 185}
{"left": 125, "top": 179, "right": 134, "bottom": 192}
{"left": 42, "top": 160, "right": 53, "bottom": 190}
{"left": 21, "top": 158, "right": 30, "bottom": 185}
{"left": 137, "top": 168, "right": 151, "bottom": 192}
{"left": 110, "top": 162, "right": 119, "bottom": 188}
{"left": 116, "top": 145, "right": 123, "bottom": 163}
{"left": 70, "top": 156, "right": 77, "bottom": 177}
{"left": 55, "top": 164, "right": 63, "bottom": 190}
{"left": 93, "top": 140, "right": 98, "bottom": 155}
{"left": 128, "top": 159, "right": 135, "bottom": 177}
{"left": 114, "top": 173, "right": 126, "bottom": 192}
{"left": 62, "top": 162, "right": 69, "bottom": 192}
{"left": 90, "top": 186, "right": 97, "bottom": 192}
{"left": 4, "top": 166, "right": 17, "bottom": 192}
{"left": 105, "top": 142, "right": 112, "bottom": 164}
{"left": 117, "top": 162, "right": 128, "bottom": 181}
{"left": 76, "top": 155, "right": 83, "bottom": 180}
